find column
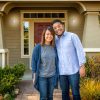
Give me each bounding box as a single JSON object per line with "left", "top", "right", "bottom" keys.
{"left": 0, "top": 12, "right": 9, "bottom": 67}
{"left": 82, "top": 12, "right": 100, "bottom": 48}
{"left": 0, "top": 12, "right": 3, "bottom": 49}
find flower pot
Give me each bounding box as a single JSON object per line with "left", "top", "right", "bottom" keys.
{"left": 0, "top": 94, "right": 3, "bottom": 100}
{"left": 14, "top": 88, "right": 20, "bottom": 95}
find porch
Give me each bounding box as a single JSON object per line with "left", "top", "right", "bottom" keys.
{"left": 14, "top": 69, "right": 62, "bottom": 100}
{"left": 15, "top": 79, "right": 62, "bottom": 100}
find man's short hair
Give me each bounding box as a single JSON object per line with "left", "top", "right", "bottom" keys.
{"left": 51, "top": 19, "right": 64, "bottom": 25}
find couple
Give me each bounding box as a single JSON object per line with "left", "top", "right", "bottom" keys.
{"left": 31, "top": 19, "right": 86, "bottom": 100}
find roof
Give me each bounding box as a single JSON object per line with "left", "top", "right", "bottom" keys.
{"left": 0, "top": 0, "right": 100, "bottom": 2}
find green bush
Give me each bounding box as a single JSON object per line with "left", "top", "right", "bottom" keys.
{"left": 3, "top": 93, "right": 14, "bottom": 100}
{"left": 13, "top": 63, "right": 26, "bottom": 78}
{"left": 0, "top": 63, "right": 26, "bottom": 95}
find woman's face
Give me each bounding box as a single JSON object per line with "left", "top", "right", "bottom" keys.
{"left": 53, "top": 22, "right": 64, "bottom": 36}
{"left": 45, "top": 29, "right": 53, "bottom": 43}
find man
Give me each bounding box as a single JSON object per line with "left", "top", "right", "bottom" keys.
{"left": 52, "top": 19, "right": 86, "bottom": 100}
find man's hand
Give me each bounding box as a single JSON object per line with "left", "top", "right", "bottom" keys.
{"left": 79, "top": 65, "right": 85, "bottom": 77}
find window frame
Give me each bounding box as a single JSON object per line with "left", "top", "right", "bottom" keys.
{"left": 21, "top": 20, "right": 30, "bottom": 58}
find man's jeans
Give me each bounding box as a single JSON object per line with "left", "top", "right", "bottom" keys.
{"left": 59, "top": 72, "right": 81, "bottom": 100}
{"left": 38, "top": 76, "right": 55, "bottom": 100}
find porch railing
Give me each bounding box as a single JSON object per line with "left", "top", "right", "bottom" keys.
{"left": 0, "top": 49, "right": 9, "bottom": 68}
{"left": 84, "top": 48, "right": 100, "bottom": 52}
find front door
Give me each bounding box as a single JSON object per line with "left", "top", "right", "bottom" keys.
{"left": 34, "top": 22, "right": 51, "bottom": 45}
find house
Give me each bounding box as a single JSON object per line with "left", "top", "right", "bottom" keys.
{"left": 0, "top": 0, "right": 100, "bottom": 71}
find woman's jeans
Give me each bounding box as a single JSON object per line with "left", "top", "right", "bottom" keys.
{"left": 38, "top": 76, "right": 55, "bottom": 100}
{"left": 59, "top": 72, "right": 81, "bottom": 100}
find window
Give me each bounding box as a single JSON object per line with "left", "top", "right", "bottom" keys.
{"left": 22, "top": 21, "right": 29, "bottom": 57}
{"left": 23, "top": 13, "right": 65, "bottom": 18}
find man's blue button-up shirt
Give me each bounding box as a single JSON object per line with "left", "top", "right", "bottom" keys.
{"left": 55, "top": 31, "right": 86, "bottom": 75}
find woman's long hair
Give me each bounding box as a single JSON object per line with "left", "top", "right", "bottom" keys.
{"left": 41, "top": 26, "right": 55, "bottom": 47}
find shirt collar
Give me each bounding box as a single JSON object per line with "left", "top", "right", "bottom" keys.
{"left": 63, "top": 31, "right": 67, "bottom": 36}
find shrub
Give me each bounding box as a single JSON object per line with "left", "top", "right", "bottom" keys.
{"left": 92, "top": 56, "right": 100, "bottom": 80}
{"left": 85, "top": 56, "right": 92, "bottom": 78}
{"left": 80, "top": 78, "right": 100, "bottom": 100}
{"left": 0, "top": 74, "right": 19, "bottom": 95}
{"left": 0, "top": 63, "right": 26, "bottom": 96}
{"left": 13, "top": 63, "right": 26, "bottom": 78}
{"left": 3, "top": 93, "right": 14, "bottom": 100}
{"left": 85, "top": 56, "right": 100, "bottom": 80}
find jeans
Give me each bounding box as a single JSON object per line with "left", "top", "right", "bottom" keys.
{"left": 59, "top": 72, "right": 81, "bottom": 100}
{"left": 38, "top": 76, "right": 55, "bottom": 100}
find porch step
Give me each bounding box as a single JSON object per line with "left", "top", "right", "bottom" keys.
{"left": 15, "top": 90, "right": 62, "bottom": 100}
{"left": 15, "top": 92, "right": 62, "bottom": 100}
{"left": 15, "top": 80, "right": 62, "bottom": 100}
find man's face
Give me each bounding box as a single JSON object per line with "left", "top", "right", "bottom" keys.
{"left": 52, "top": 22, "right": 64, "bottom": 36}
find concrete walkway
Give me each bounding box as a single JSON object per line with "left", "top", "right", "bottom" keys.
{"left": 15, "top": 80, "right": 62, "bottom": 100}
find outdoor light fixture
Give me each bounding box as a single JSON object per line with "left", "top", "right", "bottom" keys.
{"left": 8, "top": 13, "right": 19, "bottom": 27}
{"left": 69, "top": 15, "right": 79, "bottom": 27}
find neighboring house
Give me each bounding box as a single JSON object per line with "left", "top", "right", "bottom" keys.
{"left": 0, "top": 0, "right": 100, "bottom": 69}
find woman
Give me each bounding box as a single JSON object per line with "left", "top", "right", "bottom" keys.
{"left": 31, "top": 26, "right": 58, "bottom": 100}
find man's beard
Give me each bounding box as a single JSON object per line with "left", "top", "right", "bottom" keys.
{"left": 56, "top": 30, "right": 64, "bottom": 37}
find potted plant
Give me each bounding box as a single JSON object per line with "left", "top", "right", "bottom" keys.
{"left": 0, "top": 94, "right": 3, "bottom": 100}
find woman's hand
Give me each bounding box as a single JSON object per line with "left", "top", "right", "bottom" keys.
{"left": 32, "top": 73, "right": 35, "bottom": 83}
